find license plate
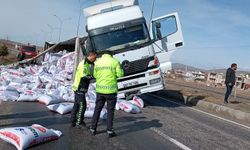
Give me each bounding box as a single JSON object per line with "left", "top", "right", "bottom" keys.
{"left": 123, "top": 81, "right": 139, "bottom": 88}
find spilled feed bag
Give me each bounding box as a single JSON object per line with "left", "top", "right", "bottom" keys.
{"left": 47, "top": 102, "right": 74, "bottom": 114}
{"left": 118, "top": 101, "right": 141, "bottom": 114}
{"left": 132, "top": 96, "right": 144, "bottom": 108}
{"left": 0, "top": 124, "right": 62, "bottom": 150}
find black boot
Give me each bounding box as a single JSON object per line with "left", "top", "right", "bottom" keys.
{"left": 107, "top": 130, "right": 116, "bottom": 138}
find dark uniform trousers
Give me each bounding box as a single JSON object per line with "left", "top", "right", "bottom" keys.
{"left": 71, "top": 92, "right": 87, "bottom": 125}
{"left": 91, "top": 93, "right": 117, "bottom": 131}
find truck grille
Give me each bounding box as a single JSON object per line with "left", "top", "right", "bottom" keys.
{"left": 121, "top": 56, "right": 154, "bottom": 76}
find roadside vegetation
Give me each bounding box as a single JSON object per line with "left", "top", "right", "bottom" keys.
{"left": 0, "top": 43, "right": 16, "bottom": 65}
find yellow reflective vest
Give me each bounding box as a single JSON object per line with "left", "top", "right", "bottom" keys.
{"left": 94, "top": 54, "right": 124, "bottom": 94}
{"left": 72, "top": 59, "right": 91, "bottom": 92}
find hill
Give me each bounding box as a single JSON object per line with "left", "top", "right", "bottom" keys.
{"left": 172, "top": 63, "right": 250, "bottom": 75}
{"left": 172, "top": 63, "right": 206, "bottom": 72}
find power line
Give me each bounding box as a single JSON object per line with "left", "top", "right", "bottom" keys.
{"left": 148, "top": 0, "right": 156, "bottom": 28}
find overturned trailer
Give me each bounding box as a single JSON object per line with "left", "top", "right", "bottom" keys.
{"left": 7, "top": 37, "right": 88, "bottom": 77}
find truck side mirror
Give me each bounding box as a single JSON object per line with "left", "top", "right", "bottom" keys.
{"left": 156, "top": 22, "right": 162, "bottom": 40}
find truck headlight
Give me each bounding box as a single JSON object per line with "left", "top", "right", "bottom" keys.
{"left": 149, "top": 70, "right": 160, "bottom": 75}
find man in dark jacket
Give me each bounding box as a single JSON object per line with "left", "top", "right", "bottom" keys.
{"left": 224, "top": 63, "right": 237, "bottom": 104}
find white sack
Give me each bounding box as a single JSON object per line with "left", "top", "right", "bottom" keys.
{"left": 84, "top": 109, "right": 107, "bottom": 120}
{"left": 48, "top": 65, "right": 57, "bottom": 75}
{"left": 86, "top": 91, "right": 96, "bottom": 101}
{"left": 84, "top": 100, "right": 107, "bottom": 119}
{"left": 34, "top": 76, "right": 43, "bottom": 89}
{"left": 37, "top": 95, "right": 61, "bottom": 105}
{"left": 26, "top": 66, "right": 38, "bottom": 75}
{"left": 0, "top": 124, "right": 62, "bottom": 150}
{"left": 118, "top": 101, "right": 141, "bottom": 114}
{"left": 48, "top": 53, "right": 63, "bottom": 65}
{"left": 2, "top": 89, "right": 20, "bottom": 101}
{"left": 0, "top": 75, "right": 9, "bottom": 86}
{"left": 115, "top": 98, "right": 125, "bottom": 110}
{"left": 17, "top": 94, "right": 39, "bottom": 102}
{"left": 47, "top": 102, "right": 74, "bottom": 115}
{"left": 62, "top": 93, "right": 74, "bottom": 102}
{"left": 56, "top": 52, "right": 74, "bottom": 70}
{"left": 115, "top": 103, "right": 120, "bottom": 110}
{"left": 88, "top": 83, "right": 96, "bottom": 91}
{"left": 64, "top": 59, "right": 74, "bottom": 74}
{"left": 7, "top": 69, "right": 25, "bottom": 77}
{"left": 132, "top": 96, "right": 144, "bottom": 108}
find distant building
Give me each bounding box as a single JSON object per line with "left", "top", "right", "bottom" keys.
{"left": 242, "top": 78, "right": 250, "bottom": 90}
{"left": 174, "top": 69, "right": 184, "bottom": 79}
{"left": 207, "top": 72, "right": 224, "bottom": 87}
{"left": 235, "top": 75, "right": 244, "bottom": 89}
{"left": 192, "top": 71, "right": 206, "bottom": 81}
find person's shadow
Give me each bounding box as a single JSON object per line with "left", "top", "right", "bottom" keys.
{"left": 0, "top": 112, "right": 70, "bottom": 127}
{"left": 115, "top": 119, "right": 162, "bottom": 136}
{"left": 0, "top": 111, "right": 50, "bottom": 120}
{"left": 94, "top": 116, "right": 162, "bottom": 136}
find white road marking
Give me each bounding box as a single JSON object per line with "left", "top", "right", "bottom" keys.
{"left": 150, "top": 127, "right": 192, "bottom": 150}
{"left": 147, "top": 93, "right": 250, "bottom": 130}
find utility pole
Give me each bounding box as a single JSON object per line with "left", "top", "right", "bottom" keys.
{"left": 47, "top": 24, "right": 59, "bottom": 42}
{"left": 148, "top": 0, "right": 156, "bottom": 28}
{"left": 76, "top": 0, "right": 82, "bottom": 37}
{"left": 53, "top": 15, "right": 71, "bottom": 42}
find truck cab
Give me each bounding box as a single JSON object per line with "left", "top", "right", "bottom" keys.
{"left": 83, "top": 0, "right": 184, "bottom": 98}
{"left": 17, "top": 44, "right": 37, "bottom": 61}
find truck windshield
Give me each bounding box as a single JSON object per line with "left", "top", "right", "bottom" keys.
{"left": 22, "top": 46, "right": 36, "bottom": 52}
{"left": 91, "top": 24, "right": 149, "bottom": 52}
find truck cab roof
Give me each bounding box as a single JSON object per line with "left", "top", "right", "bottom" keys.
{"left": 86, "top": 5, "right": 143, "bottom": 31}
{"left": 84, "top": 0, "right": 139, "bottom": 17}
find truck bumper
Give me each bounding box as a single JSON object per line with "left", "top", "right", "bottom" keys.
{"left": 117, "top": 67, "right": 164, "bottom": 98}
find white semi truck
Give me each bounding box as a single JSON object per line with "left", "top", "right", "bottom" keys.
{"left": 83, "top": 0, "right": 184, "bottom": 98}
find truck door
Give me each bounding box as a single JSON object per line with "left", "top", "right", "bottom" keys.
{"left": 150, "top": 12, "right": 184, "bottom": 73}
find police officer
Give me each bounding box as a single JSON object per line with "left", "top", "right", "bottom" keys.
{"left": 71, "top": 51, "right": 97, "bottom": 128}
{"left": 90, "top": 51, "right": 123, "bottom": 137}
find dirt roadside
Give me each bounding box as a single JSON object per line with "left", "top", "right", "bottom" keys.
{"left": 155, "top": 78, "right": 250, "bottom": 125}
{"left": 164, "top": 78, "right": 250, "bottom": 112}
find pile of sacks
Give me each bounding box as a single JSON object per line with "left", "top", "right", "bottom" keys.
{"left": 0, "top": 50, "right": 145, "bottom": 116}
{"left": 116, "top": 96, "right": 144, "bottom": 114}
{"left": 0, "top": 51, "right": 75, "bottom": 103}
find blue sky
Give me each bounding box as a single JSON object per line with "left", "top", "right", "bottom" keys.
{"left": 0, "top": 0, "right": 250, "bottom": 70}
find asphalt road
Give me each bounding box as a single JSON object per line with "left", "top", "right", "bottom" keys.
{"left": 0, "top": 94, "right": 250, "bottom": 150}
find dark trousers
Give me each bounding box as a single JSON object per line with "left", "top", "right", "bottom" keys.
{"left": 91, "top": 93, "right": 117, "bottom": 131}
{"left": 71, "top": 92, "right": 86, "bottom": 125}
{"left": 224, "top": 85, "right": 233, "bottom": 102}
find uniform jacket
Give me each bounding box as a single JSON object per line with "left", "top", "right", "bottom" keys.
{"left": 94, "top": 54, "right": 124, "bottom": 94}
{"left": 72, "top": 59, "right": 92, "bottom": 92}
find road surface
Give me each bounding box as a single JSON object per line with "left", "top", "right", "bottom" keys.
{"left": 0, "top": 94, "right": 250, "bottom": 150}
